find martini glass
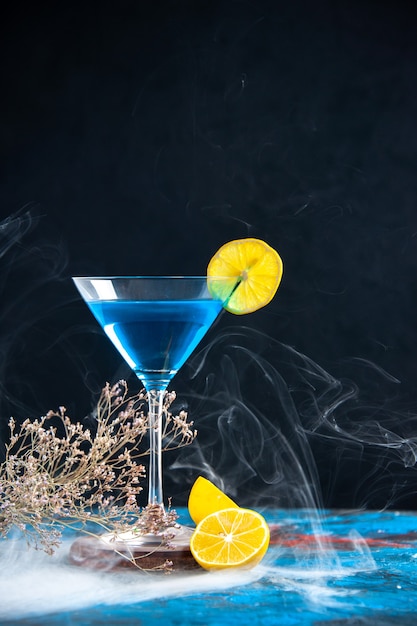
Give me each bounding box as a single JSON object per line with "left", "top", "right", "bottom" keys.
{"left": 72, "top": 276, "right": 227, "bottom": 563}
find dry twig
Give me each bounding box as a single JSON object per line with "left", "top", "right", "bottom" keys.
{"left": 0, "top": 381, "right": 196, "bottom": 567}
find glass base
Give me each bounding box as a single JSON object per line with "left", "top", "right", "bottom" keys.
{"left": 100, "top": 523, "right": 193, "bottom": 549}
{"left": 69, "top": 525, "right": 199, "bottom": 572}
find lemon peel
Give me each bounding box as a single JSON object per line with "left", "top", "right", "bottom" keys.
{"left": 188, "top": 476, "right": 238, "bottom": 525}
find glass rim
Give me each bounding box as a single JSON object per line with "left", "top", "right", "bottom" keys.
{"left": 72, "top": 275, "right": 235, "bottom": 280}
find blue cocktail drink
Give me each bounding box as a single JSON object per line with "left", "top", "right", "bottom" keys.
{"left": 88, "top": 298, "right": 223, "bottom": 391}
{"left": 72, "top": 277, "right": 228, "bottom": 518}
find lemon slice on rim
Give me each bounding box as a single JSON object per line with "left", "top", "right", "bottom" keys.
{"left": 188, "top": 476, "right": 238, "bottom": 525}
{"left": 207, "top": 238, "right": 283, "bottom": 314}
{"left": 190, "top": 507, "right": 270, "bottom": 570}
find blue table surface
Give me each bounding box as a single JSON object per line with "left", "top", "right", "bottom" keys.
{"left": 1, "top": 509, "right": 417, "bottom": 625}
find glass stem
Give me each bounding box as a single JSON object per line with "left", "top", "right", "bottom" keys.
{"left": 147, "top": 389, "right": 165, "bottom": 508}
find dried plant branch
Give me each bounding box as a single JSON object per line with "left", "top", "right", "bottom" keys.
{"left": 0, "top": 381, "right": 197, "bottom": 569}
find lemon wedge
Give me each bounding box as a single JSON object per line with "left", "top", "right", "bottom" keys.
{"left": 207, "top": 238, "right": 283, "bottom": 314}
{"left": 188, "top": 476, "right": 238, "bottom": 525}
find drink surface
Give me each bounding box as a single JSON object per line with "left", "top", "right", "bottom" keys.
{"left": 88, "top": 299, "right": 223, "bottom": 390}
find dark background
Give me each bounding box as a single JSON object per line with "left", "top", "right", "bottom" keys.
{"left": 1, "top": 0, "right": 417, "bottom": 510}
